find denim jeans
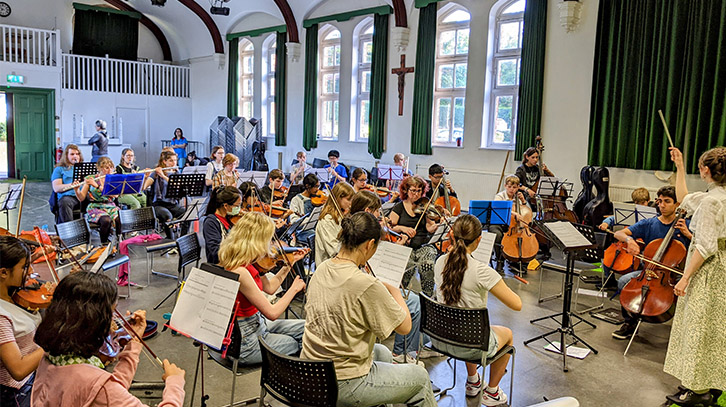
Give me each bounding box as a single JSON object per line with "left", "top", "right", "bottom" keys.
{"left": 617, "top": 270, "right": 640, "bottom": 291}
{"left": 337, "top": 344, "right": 437, "bottom": 407}
{"left": 0, "top": 374, "right": 33, "bottom": 407}
{"left": 393, "top": 291, "right": 430, "bottom": 355}
{"left": 237, "top": 312, "right": 305, "bottom": 365}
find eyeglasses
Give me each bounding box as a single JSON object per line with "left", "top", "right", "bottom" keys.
{"left": 409, "top": 188, "right": 423, "bottom": 193}
{"left": 357, "top": 178, "right": 367, "bottom": 182}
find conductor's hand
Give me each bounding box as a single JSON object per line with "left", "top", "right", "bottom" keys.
{"left": 290, "top": 275, "right": 306, "bottom": 293}
{"left": 162, "top": 360, "right": 185, "bottom": 381}
{"left": 669, "top": 147, "right": 685, "bottom": 170}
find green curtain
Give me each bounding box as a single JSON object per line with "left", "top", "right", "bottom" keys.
{"left": 368, "top": 13, "right": 389, "bottom": 159}
{"left": 303, "top": 24, "right": 319, "bottom": 151}
{"left": 274, "top": 31, "right": 287, "bottom": 146}
{"left": 514, "top": 0, "right": 547, "bottom": 161}
{"left": 227, "top": 38, "right": 239, "bottom": 118}
{"left": 589, "top": 0, "right": 726, "bottom": 173}
{"left": 410, "top": 3, "right": 437, "bottom": 155}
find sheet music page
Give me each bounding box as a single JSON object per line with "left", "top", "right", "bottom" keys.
{"left": 367, "top": 241, "right": 413, "bottom": 288}
{"left": 613, "top": 202, "right": 637, "bottom": 226}
{"left": 170, "top": 267, "right": 240, "bottom": 349}
{"left": 471, "top": 232, "right": 497, "bottom": 264}
{"left": 546, "top": 221, "right": 593, "bottom": 248}
{"left": 635, "top": 204, "right": 658, "bottom": 221}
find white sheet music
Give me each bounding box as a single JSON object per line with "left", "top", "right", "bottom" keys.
{"left": 613, "top": 202, "right": 637, "bottom": 226}
{"left": 546, "top": 221, "right": 593, "bottom": 248}
{"left": 170, "top": 267, "right": 240, "bottom": 349}
{"left": 377, "top": 165, "right": 404, "bottom": 181}
{"left": 238, "top": 171, "right": 268, "bottom": 188}
{"left": 471, "top": 232, "right": 497, "bottom": 264}
{"left": 367, "top": 241, "right": 413, "bottom": 288}
{"left": 635, "top": 204, "right": 657, "bottom": 221}
{"left": 305, "top": 168, "right": 331, "bottom": 183}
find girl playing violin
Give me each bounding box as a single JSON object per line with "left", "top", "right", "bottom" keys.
{"left": 434, "top": 215, "right": 521, "bottom": 406}
{"left": 350, "top": 168, "right": 370, "bottom": 194}
{"left": 389, "top": 175, "right": 441, "bottom": 297}
{"left": 314, "top": 183, "right": 354, "bottom": 265}
{"left": 0, "top": 236, "right": 44, "bottom": 407}
{"left": 143, "top": 151, "right": 187, "bottom": 240}
{"left": 75, "top": 157, "right": 121, "bottom": 245}
{"left": 31, "top": 272, "right": 185, "bottom": 407}
{"left": 202, "top": 186, "right": 241, "bottom": 264}
{"left": 212, "top": 153, "right": 241, "bottom": 188}
{"left": 218, "top": 212, "right": 307, "bottom": 365}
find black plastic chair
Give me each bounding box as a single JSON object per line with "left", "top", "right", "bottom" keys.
{"left": 55, "top": 218, "right": 91, "bottom": 250}
{"left": 154, "top": 233, "right": 201, "bottom": 310}
{"left": 258, "top": 335, "right": 337, "bottom": 407}
{"left": 118, "top": 207, "right": 177, "bottom": 287}
{"left": 418, "top": 294, "right": 516, "bottom": 405}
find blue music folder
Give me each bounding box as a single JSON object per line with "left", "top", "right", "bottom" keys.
{"left": 469, "top": 200, "right": 512, "bottom": 226}
{"left": 102, "top": 173, "right": 146, "bottom": 196}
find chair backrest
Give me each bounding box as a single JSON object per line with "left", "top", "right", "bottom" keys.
{"left": 259, "top": 336, "right": 337, "bottom": 407}
{"left": 119, "top": 207, "right": 157, "bottom": 234}
{"left": 55, "top": 218, "right": 91, "bottom": 249}
{"left": 312, "top": 158, "right": 328, "bottom": 169}
{"left": 419, "top": 294, "right": 490, "bottom": 351}
{"left": 176, "top": 233, "right": 201, "bottom": 271}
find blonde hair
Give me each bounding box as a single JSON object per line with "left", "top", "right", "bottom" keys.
{"left": 96, "top": 157, "right": 114, "bottom": 171}
{"left": 222, "top": 153, "right": 239, "bottom": 167}
{"left": 320, "top": 182, "right": 355, "bottom": 223}
{"left": 505, "top": 175, "right": 520, "bottom": 186}
{"left": 218, "top": 212, "right": 275, "bottom": 270}
{"left": 631, "top": 188, "right": 650, "bottom": 205}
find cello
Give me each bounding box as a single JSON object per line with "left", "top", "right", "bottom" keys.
{"left": 501, "top": 191, "right": 539, "bottom": 264}
{"left": 619, "top": 208, "right": 687, "bottom": 324}
{"left": 433, "top": 170, "right": 461, "bottom": 216}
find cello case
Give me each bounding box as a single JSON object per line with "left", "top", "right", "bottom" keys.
{"left": 573, "top": 166, "right": 595, "bottom": 221}
{"left": 582, "top": 166, "right": 613, "bottom": 227}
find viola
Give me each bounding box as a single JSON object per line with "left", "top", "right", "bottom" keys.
{"left": 602, "top": 239, "right": 642, "bottom": 275}
{"left": 501, "top": 191, "right": 538, "bottom": 263}
{"left": 432, "top": 171, "right": 461, "bottom": 216}
{"left": 310, "top": 191, "right": 327, "bottom": 207}
{"left": 413, "top": 198, "right": 446, "bottom": 222}
{"left": 619, "top": 209, "right": 687, "bottom": 323}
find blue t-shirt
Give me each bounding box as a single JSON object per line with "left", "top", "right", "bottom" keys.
{"left": 627, "top": 216, "right": 690, "bottom": 248}
{"left": 323, "top": 164, "right": 347, "bottom": 188}
{"left": 51, "top": 166, "right": 76, "bottom": 198}
{"left": 170, "top": 137, "right": 187, "bottom": 158}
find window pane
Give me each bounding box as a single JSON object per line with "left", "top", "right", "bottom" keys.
{"left": 455, "top": 64, "right": 467, "bottom": 88}
{"left": 335, "top": 45, "right": 341, "bottom": 66}
{"left": 361, "top": 70, "right": 371, "bottom": 93}
{"left": 435, "top": 98, "right": 452, "bottom": 142}
{"left": 494, "top": 96, "right": 513, "bottom": 144}
{"left": 360, "top": 100, "right": 370, "bottom": 140}
{"left": 456, "top": 29, "right": 469, "bottom": 55}
{"left": 503, "top": 0, "right": 525, "bottom": 15}
{"left": 497, "top": 59, "right": 519, "bottom": 86}
{"left": 363, "top": 41, "right": 373, "bottom": 64}
{"left": 270, "top": 53, "right": 276, "bottom": 69}
{"left": 270, "top": 78, "right": 275, "bottom": 96}
{"left": 364, "top": 25, "right": 374, "bottom": 35}
{"left": 499, "top": 22, "right": 520, "bottom": 51}
{"left": 333, "top": 100, "right": 339, "bottom": 138}
{"left": 243, "top": 42, "right": 253, "bottom": 51}
{"left": 325, "top": 30, "right": 341, "bottom": 40}
{"left": 243, "top": 56, "right": 254, "bottom": 73}
{"left": 323, "top": 46, "right": 337, "bottom": 67}
{"left": 443, "top": 9, "right": 471, "bottom": 23}
{"left": 243, "top": 79, "right": 253, "bottom": 96}
{"left": 241, "top": 101, "right": 253, "bottom": 119}
{"left": 270, "top": 102, "right": 275, "bottom": 135}
{"left": 439, "top": 31, "right": 456, "bottom": 56}
{"left": 453, "top": 97, "right": 465, "bottom": 143}
{"left": 321, "top": 101, "right": 333, "bottom": 139}
{"left": 334, "top": 73, "right": 340, "bottom": 93}
{"left": 438, "top": 64, "right": 454, "bottom": 88}
{"left": 323, "top": 74, "right": 339, "bottom": 94}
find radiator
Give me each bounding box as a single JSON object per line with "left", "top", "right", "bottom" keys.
{"left": 608, "top": 184, "right": 659, "bottom": 203}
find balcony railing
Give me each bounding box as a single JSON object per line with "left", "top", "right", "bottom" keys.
{"left": 0, "top": 24, "right": 60, "bottom": 66}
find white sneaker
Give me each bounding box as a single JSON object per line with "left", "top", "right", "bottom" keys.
{"left": 481, "top": 386, "right": 508, "bottom": 406}
{"left": 465, "top": 374, "right": 482, "bottom": 397}
{"left": 392, "top": 352, "right": 425, "bottom": 367}
{"left": 417, "top": 348, "right": 443, "bottom": 359}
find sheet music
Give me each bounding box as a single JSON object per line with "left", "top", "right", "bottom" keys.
{"left": 537, "top": 177, "right": 561, "bottom": 195}
{"left": 613, "top": 202, "right": 637, "bottom": 226}
{"left": 183, "top": 165, "right": 208, "bottom": 175}
{"left": 635, "top": 204, "right": 657, "bottom": 221}
{"left": 470, "top": 232, "right": 497, "bottom": 264}
{"left": 1, "top": 184, "right": 22, "bottom": 211}
{"left": 238, "top": 171, "right": 268, "bottom": 188}
{"left": 367, "top": 241, "right": 413, "bottom": 288}
{"left": 170, "top": 267, "right": 240, "bottom": 349}
{"left": 546, "top": 221, "right": 593, "bottom": 248}
{"left": 304, "top": 168, "right": 331, "bottom": 183}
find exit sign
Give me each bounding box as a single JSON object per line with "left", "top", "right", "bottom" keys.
{"left": 7, "top": 74, "right": 24, "bottom": 84}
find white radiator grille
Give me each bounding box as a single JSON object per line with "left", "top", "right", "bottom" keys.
{"left": 609, "top": 184, "right": 659, "bottom": 203}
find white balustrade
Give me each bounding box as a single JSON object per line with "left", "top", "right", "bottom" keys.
{"left": 0, "top": 24, "right": 60, "bottom": 66}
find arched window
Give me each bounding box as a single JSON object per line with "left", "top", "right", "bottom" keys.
{"left": 433, "top": 5, "right": 470, "bottom": 147}
{"left": 238, "top": 39, "right": 254, "bottom": 119}
{"left": 318, "top": 25, "right": 341, "bottom": 141}
{"left": 487, "top": 0, "right": 525, "bottom": 148}
{"left": 265, "top": 35, "right": 276, "bottom": 138}
{"left": 355, "top": 21, "right": 374, "bottom": 141}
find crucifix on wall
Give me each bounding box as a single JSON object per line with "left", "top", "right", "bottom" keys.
{"left": 391, "top": 54, "right": 414, "bottom": 116}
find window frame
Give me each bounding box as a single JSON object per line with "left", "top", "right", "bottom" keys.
{"left": 265, "top": 36, "right": 276, "bottom": 139}
{"left": 432, "top": 5, "right": 471, "bottom": 148}
{"left": 486, "top": 0, "right": 525, "bottom": 149}
{"left": 354, "top": 21, "right": 374, "bottom": 142}
{"left": 318, "top": 25, "right": 342, "bottom": 141}
{"left": 238, "top": 39, "right": 255, "bottom": 119}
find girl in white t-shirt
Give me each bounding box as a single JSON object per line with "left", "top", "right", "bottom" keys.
{"left": 434, "top": 214, "right": 522, "bottom": 406}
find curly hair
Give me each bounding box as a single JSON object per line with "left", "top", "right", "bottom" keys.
{"left": 56, "top": 144, "right": 84, "bottom": 168}
{"left": 218, "top": 211, "right": 275, "bottom": 270}
{"left": 698, "top": 147, "right": 726, "bottom": 185}
{"left": 34, "top": 272, "right": 117, "bottom": 358}
{"left": 399, "top": 175, "right": 429, "bottom": 201}
{"left": 440, "top": 215, "right": 482, "bottom": 305}
{"left": 156, "top": 150, "right": 177, "bottom": 168}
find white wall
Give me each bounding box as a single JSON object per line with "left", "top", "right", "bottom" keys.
{"left": 189, "top": 54, "right": 227, "bottom": 154}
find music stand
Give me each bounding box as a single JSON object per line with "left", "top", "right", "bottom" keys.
{"left": 73, "top": 162, "right": 97, "bottom": 182}
{"left": 102, "top": 173, "right": 146, "bottom": 196}
{"left": 469, "top": 200, "right": 512, "bottom": 227}
{"left": 523, "top": 220, "right": 599, "bottom": 372}
{"left": 182, "top": 165, "right": 208, "bottom": 175}
{"left": 166, "top": 173, "right": 206, "bottom": 199}
{"left": 377, "top": 165, "right": 404, "bottom": 182}
{"left": 238, "top": 171, "right": 268, "bottom": 188}
{"left": 296, "top": 206, "right": 322, "bottom": 235}
{"left": 613, "top": 203, "right": 638, "bottom": 226}
{"left": 0, "top": 184, "right": 22, "bottom": 229}
{"left": 305, "top": 168, "right": 331, "bottom": 184}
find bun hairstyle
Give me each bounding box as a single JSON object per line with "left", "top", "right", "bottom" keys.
{"left": 95, "top": 120, "right": 107, "bottom": 130}
{"left": 698, "top": 147, "right": 726, "bottom": 185}
{"left": 338, "top": 212, "right": 382, "bottom": 252}
{"left": 206, "top": 186, "right": 241, "bottom": 216}
{"left": 350, "top": 190, "right": 382, "bottom": 214}
{"left": 440, "top": 214, "right": 482, "bottom": 305}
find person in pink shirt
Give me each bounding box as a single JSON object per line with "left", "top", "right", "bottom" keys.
{"left": 31, "top": 272, "right": 186, "bottom": 407}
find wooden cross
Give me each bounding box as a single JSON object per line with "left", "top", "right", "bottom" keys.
{"left": 391, "top": 55, "right": 414, "bottom": 116}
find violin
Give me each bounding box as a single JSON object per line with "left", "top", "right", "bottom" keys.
{"left": 12, "top": 278, "right": 55, "bottom": 311}
{"left": 99, "top": 310, "right": 164, "bottom": 367}
{"left": 413, "top": 198, "right": 445, "bottom": 222}
{"left": 364, "top": 184, "right": 392, "bottom": 198}
{"left": 254, "top": 246, "right": 310, "bottom": 272}
{"left": 619, "top": 208, "right": 687, "bottom": 323}
{"left": 310, "top": 191, "right": 327, "bottom": 207}
{"left": 500, "top": 191, "right": 538, "bottom": 263}
{"left": 272, "top": 185, "right": 289, "bottom": 200}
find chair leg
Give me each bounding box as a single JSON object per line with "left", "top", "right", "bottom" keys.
{"left": 509, "top": 350, "right": 515, "bottom": 407}
{"left": 230, "top": 358, "right": 238, "bottom": 406}
{"left": 258, "top": 388, "right": 266, "bottom": 407}
{"left": 436, "top": 358, "right": 456, "bottom": 397}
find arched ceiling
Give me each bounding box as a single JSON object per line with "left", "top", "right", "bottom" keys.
{"left": 65, "top": 0, "right": 414, "bottom": 61}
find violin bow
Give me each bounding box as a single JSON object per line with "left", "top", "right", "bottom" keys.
{"left": 33, "top": 227, "right": 61, "bottom": 284}
{"left": 15, "top": 176, "right": 27, "bottom": 236}
{"left": 112, "top": 309, "right": 164, "bottom": 368}
{"left": 412, "top": 176, "right": 445, "bottom": 232}
{"left": 657, "top": 110, "right": 676, "bottom": 149}
{"left": 600, "top": 228, "right": 683, "bottom": 276}
{"left": 497, "top": 151, "right": 511, "bottom": 193}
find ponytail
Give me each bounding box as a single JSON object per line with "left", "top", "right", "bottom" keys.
{"left": 205, "top": 186, "right": 241, "bottom": 216}
{"left": 439, "top": 214, "right": 482, "bottom": 305}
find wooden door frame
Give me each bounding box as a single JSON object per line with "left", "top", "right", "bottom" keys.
{"left": 5, "top": 87, "right": 55, "bottom": 180}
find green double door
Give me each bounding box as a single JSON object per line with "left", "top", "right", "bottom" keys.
{"left": 11, "top": 88, "right": 55, "bottom": 181}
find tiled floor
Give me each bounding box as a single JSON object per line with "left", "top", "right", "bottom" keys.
{"left": 2, "top": 180, "right": 684, "bottom": 407}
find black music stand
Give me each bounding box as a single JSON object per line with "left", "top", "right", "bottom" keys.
{"left": 166, "top": 173, "right": 206, "bottom": 199}
{"left": 523, "top": 220, "right": 599, "bottom": 372}
{"left": 73, "top": 162, "right": 97, "bottom": 182}
{"left": 0, "top": 184, "right": 22, "bottom": 229}
{"left": 102, "top": 173, "right": 146, "bottom": 196}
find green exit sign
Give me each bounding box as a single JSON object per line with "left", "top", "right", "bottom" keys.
{"left": 7, "top": 74, "right": 24, "bottom": 84}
